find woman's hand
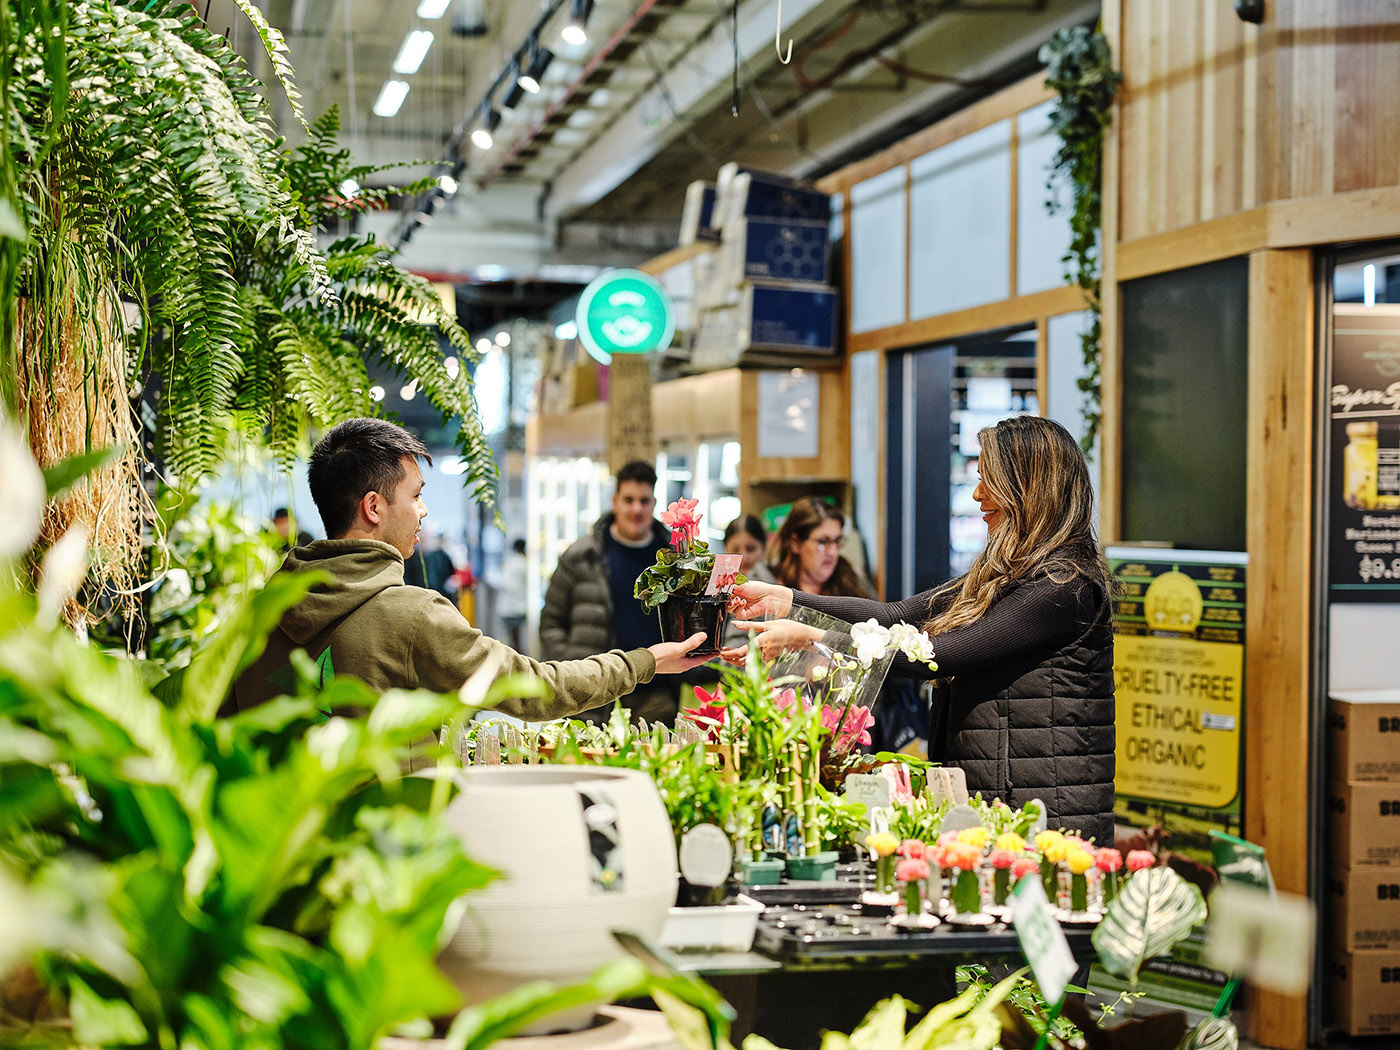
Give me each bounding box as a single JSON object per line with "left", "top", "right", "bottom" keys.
{"left": 718, "top": 618, "right": 823, "bottom": 663}
{"left": 727, "top": 580, "right": 794, "bottom": 621}
{"left": 650, "top": 632, "right": 713, "bottom": 674}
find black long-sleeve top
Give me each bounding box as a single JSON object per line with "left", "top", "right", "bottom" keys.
{"left": 792, "top": 574, "right": 1101, "bottom": 677}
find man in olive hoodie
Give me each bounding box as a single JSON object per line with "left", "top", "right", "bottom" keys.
{"left": 230, "top": 418, "right": 710, "bottom": 717}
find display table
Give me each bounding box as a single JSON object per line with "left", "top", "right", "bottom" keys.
{"left": 667, "top": 903, "right": 1097, "bottom": 1050}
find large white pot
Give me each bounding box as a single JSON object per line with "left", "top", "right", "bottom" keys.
{"left": 438, "top": 766, "right": 678, "bottom": 1032}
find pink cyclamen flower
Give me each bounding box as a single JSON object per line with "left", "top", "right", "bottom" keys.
{"left": 898, "top": 839, "right": 925, "bottom": 860}
{"left": 1126, "top": 849, "right": 1156, "bottom": 872}
{"left": 896, "top": 858, "right": 930, "bottom": 883}
{"left": 820, "top": 703, "right": 874, "bottom": 749}
{"left": 927, "top": 843, "right": 950, "bottom": 869}
{"left": 661, "top": 498, "right": 702, "bottom": 549}
{"left": 1095, "top": 848, "right": 1124, "bottom": 873}
{"left": 990, "top": 848, "right": 1017, "bottom": 870}
{"left": 1011, "top": 856, "right": 1039, "bottom": 881}
{"left": 937, "top": 830, "right": 960, "bottom": 847}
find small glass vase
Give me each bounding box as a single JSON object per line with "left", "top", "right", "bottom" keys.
{"left": 875, "top": 854, "right": 896, "bottom": 895}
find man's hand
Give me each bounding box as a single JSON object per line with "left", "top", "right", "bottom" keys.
{"left": 727, "top": 580, "right": 794, "bottom": 621}
{"left": 718, "top": 618, "right": 823, "bottom": 663}
{"left": 650, "top": 632, "right": 713, "bottom": 674}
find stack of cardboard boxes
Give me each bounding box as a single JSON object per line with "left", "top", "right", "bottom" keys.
{"left": 1327, "top": 689, "right": 1400, "bottom": 1037}
{"left": 681, "top": 165, "right": 839, "bottom": 371}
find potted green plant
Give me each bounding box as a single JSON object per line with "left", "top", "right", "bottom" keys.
{"left": 634, "top": 498, "right": 743, "bottom": 656}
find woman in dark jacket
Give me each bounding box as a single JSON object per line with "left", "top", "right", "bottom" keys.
{"left": 724, "top": 415, "right": 1115, "bottom": 844}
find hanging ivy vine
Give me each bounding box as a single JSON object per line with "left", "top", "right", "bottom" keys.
{"left": 1041, "top": 27, "right": 1122, "bottom": 455}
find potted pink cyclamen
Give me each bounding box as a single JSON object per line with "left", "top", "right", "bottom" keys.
{"left": 635, "top": 498, "right": 744, "bottom": 656}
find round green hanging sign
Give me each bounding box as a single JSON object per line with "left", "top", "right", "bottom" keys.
{"left": 575, "top": 268, "right": 676, "bottom": 365}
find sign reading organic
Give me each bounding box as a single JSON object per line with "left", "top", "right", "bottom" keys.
{"left": 1108, "top": 549, "right": 1246, "bottom": 812}
{"left": 575, "top": 268, "right": 676, "bottom": 365}
{"left": 1107, "top": 547, "right": 1246, "bottom": 1010}
{"left": 1328, "top": 304, "right": 1400, "bottom": 602}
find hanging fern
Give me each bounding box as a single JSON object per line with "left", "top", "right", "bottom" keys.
{"left": 225, "top": 106, "right": 499, "bottom": 515}
{"left": 1041, "top": 26, "right": 1121, "bottom": 456}
{"left": 2, "top": 3, "right": 497, "bottom": 613}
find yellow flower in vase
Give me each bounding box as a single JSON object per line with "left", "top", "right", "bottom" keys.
{"left": 1066, "top": 848, "right": 1094, "bottom": 912}
{"left": 994, "top": 832, "right": 1027, "bottom": 853}
{"left": 956, "top": 826, "right": 991, "bottom": 851}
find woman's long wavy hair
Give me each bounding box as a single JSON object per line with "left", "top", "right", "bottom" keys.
{"left": 926, "top": 415, "right": 1108, "bottom": 634}
{"left": 770, "top": 497, "right": 874, "bottom": 598}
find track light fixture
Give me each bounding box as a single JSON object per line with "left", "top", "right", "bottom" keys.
{"left": 501, "top": 57, "right": 526, "bottom": 109}
{"left": 470, "top": 104, "right": 501, "bottom": 150}
{"left": 519, "top": 36, "right": 554, "bottom": 93}
{"left": 561, "top": 0, "right": 592, "bottom": 46}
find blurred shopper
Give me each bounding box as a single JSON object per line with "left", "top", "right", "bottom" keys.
{"left": 498, "top": 538, "right": 530, "bottom": 650}
{"left": 723, "top": 514, "right": 775, "bottom": 581}
{"left": 231, "top": 420, "right": 710, "bottom": 720}
{"left": 769, "top": 497, "right": 873, "bottom": 599}
{"left": 539, "top": 460, "right": 680, "bottom": 724}
{"left": 725, "top": 416, "right": 1115, "bottom": 843}
{"left": 271, "top": 506, "right": 312, "bottom": 550}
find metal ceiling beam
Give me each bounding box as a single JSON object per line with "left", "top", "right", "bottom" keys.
{"left": 541, "top": 0, "right": 839, "bottom": 221}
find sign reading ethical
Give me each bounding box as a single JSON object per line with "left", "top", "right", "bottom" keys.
{"left": 1107, "top": 548, "right": 1247, "bottom": 811}
{"left": 575, "top": 268, "right": 676, "bottom": 365}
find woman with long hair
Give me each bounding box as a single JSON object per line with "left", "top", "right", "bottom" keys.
{"left": 725, "top": 415, "right": 1115, "bottom": 843}
{"left": 768, "top": 497, "right": 873, "bottom": 598}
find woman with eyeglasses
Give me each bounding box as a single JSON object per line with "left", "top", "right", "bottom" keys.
{"left": 768, "top": 496, "right": 873, "bottom": 599}
{"left": 725, "top": 416, "right": 1114, "bottom": 845}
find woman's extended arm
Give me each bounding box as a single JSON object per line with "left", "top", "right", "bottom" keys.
{"left": 799, "top": 576, "right": 1100, "bottom": 676}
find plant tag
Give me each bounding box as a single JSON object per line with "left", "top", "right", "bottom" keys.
{"left": 843, "top": 773, "right": 891, "bottom": 811}
{"left": 938, "top": 803, "right": 983, "bottom": 835}
{"left": 1203, "top": 884, "right": 1314, "bottom": 995}
{"left": 679, "top": 823, "right": 733, "bottom": 887}
{"left": 1011, "top": 874, "right": 1077, "bottom": 1004}
{"left": 705, "top": 554, "right": 744, "bottom": 596}
{"left": 925, "top": 767, "right": 968, "bottom": 806}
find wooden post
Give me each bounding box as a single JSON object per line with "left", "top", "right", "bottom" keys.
{"left": 606, "top": 354, "right": 656, "bottom": 472}
{"left": 1243, "top": 248, "right": 1314, "bottom": 1050}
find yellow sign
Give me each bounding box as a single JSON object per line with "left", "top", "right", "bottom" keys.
{"left": 1115, "top": 632, "right": 1242, "bottom": 808}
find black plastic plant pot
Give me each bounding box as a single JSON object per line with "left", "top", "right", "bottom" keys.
{"left": 657, "top": 595, "right": 729, "bottom": 656}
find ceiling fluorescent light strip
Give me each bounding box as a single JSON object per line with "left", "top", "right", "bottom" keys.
{"left": 373, "top": 79, "right": 410, "bottom": 117}
{"left": 417, "top": 0, "right": 452, "bottom": 17}
{"left": 393, "top": 29, "right": 435, "bottom": 75}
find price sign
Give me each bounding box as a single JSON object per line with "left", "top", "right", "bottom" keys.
{"left": 1010, "top": 875, "right": 1078, "bottom": 1005}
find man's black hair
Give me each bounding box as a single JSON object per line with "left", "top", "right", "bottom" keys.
{"left": 272, "top": 506, "right": 290, "bottom": 520}
{"left": 512, "top": 538, "right": 526, "bottom": 554}
{"left": 308, "top": 418, "right": 432, "bottom": 538}
{"left": 615, "top": 460, "right": 656, "bottom": 489}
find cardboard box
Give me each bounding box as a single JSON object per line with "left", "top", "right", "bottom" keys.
{"left": 730, "top": 217, "right": 830, "bottom": 285}
{"left": 679, "top": 180, "right": 719, "bottom": 245}
{"left": 721, "top": 168, "right": 831, "bottom": 225}
{"left": 1330, "top": 690, "right": 1400, "bottom": 783}
{"left": 1328, "top": 781, "right": 1400, "bottom": 866}
{"left": 1327, "top": 862, "right": 1400, "bottom": 951}
{"left": 1328, "top": 949, "right": 1400, "bottom": 1036}
{"left": 687, "top": 282, "right": 839, "bottom": 372}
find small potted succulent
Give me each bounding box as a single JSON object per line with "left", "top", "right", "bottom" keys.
{"left": 635, "top": 497, "right": 743, "bottom": 656}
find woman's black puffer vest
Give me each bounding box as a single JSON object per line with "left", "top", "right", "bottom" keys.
{"left": 935, "top": 581, "right": 1116, "bottom": 845}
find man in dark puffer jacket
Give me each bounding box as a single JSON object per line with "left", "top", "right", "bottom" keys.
{"left": 540, "top": 461, "right": 676, "bottom": 722}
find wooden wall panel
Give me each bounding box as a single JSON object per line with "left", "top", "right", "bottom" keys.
{"left": 1244, "top": 248, "right": 1315, "bottom": 1050}
{"left": 1117, "top": 0, "right": 1400, "bottom": 243}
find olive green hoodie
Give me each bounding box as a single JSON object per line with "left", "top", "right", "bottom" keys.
{"left": 230, "top": 538, "right": 656, "bottom": 718}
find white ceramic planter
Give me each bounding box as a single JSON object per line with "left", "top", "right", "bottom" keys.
{"left": 438, "top": 766, "right": 678, "bottom": 1032}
